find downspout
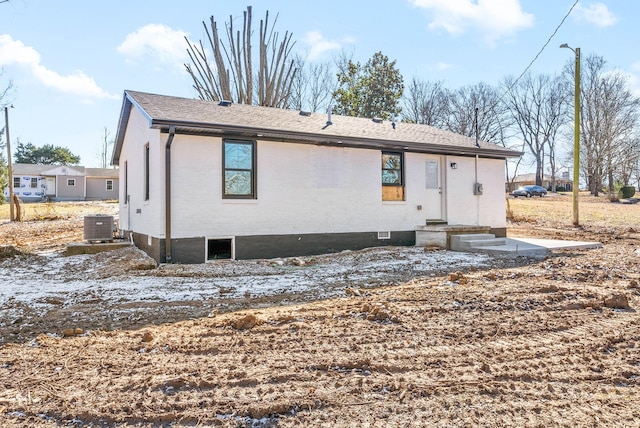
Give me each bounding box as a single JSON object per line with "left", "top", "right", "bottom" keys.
{"left": 165, "top": 126, "right": 176, "bottom": 263}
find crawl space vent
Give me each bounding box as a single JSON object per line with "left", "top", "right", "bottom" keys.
{"left": 377, "top": 231, "right": 391, "bottom": 240}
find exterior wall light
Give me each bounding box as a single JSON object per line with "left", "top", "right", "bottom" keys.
{"left": 450, "top": 162, "right": 458, "bottom": 169}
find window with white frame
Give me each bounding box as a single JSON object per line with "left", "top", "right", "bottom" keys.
{"left": 30, "top": 178, "right": 38, "bottom": 188}
{"left": 13, "top": 177, "right": 20, "bottom": 188}
{"left": 106, "top": 179, "right": 114, "bottom": 191}
{"left": 67, "top": 179, "right": 76, "bottom": 187}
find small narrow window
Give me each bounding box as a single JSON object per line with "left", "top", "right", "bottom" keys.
{"left": 30, "top": 178, "right": 38, "bottom": 188}
{"left": 13, "top": 177, "right": 20, "bottom": 188}
{"left": 124, "top": 161, "right": 128, "bottom": 204}
{"left": 223, "top": 140, "right": 256, "bottom": 199}
{"left": 106, "top": 179, "right": 114, "bottom": 191}
{"left": 67, "top": 179, "right": 76, "bottom": 187}
{"left": 144, "top": 144, "right": 150, "bottom": 201}
{"left": 382, "top": 152, "right": 404, "bottom": 201}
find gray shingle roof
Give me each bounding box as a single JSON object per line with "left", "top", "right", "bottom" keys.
{"left": 85, "top": 168, "right": 118, "bottom": 178}
{"left": 12, "top": 164, "right": 85, "bottom": 175}
{"left": 12, "top": 164, "right": 117, "bottom": 177}
{"left": 113, "top": 90, "right": 521, "bottom": 165}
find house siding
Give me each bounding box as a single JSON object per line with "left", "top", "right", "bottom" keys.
{"left": 86, "top": 177, "right": 119, "bottom": 200}
{"left": 56, "top": 175, "right": 86, "bottom": 200}
{"left": 118, "top": 107, "right": 164, "bottom": 238}
{"left": 446, "top": 157, "right": 506, "bottom": 227}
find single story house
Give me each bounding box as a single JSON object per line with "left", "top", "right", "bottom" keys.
{"left": 112, "top": 90, "right": 521, "bottom": 264}
{"left": 4, "top": 164, "right": 119, "bottom": 202}
{"left": 506, "top": 172, "right": 573, "bottom": 193}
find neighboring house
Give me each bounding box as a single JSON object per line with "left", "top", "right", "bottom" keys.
{"left": 4, "top": 164, "right": 119, "bottom": 202}
{"left": 112, "top": 90, "right": 521, "bottom": 264}
{"left": 506, "top": 172, "right": 573, "bottom": 193}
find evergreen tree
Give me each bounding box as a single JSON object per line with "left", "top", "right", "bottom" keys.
{"left": 14, "top": 142, "right": 81, "bottom": 165}
{"left": 332, "top": 51, "right": 404, "bottom": 120}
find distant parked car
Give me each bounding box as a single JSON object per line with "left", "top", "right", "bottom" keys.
{"left": 511, "top": 185, "right": 547, "bottom": 198}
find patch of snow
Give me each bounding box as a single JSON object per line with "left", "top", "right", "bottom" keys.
{"left": 0, "top": 246, "right": 491, "bottom": 324}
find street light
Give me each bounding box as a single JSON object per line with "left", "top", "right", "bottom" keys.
{"left": 4, "top": 105, "right": 14, "bottom": 222}
{"left": 560, "top": 43, "right": 580, "bottom": 227}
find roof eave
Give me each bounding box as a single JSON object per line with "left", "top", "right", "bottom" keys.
{"left": 111, "top": 91, "right": 155, "bottom": 166}
{"left": 151, "top": 119, "right": 522, "bottom": 159}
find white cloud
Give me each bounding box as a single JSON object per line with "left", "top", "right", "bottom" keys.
{"left": 408, "top": 0, "right": 534, "bottom": 45}
{"left": 301, "top": 31, "right": 354, "bottom": 61}
{"left": 573, "top": 2, "right": 617, "bottom": 27}
{"left": 117, "top": 23, "right": 189, "bottom": 70}
{"left": 0, "top": 34, "right": 118, "bottom": 101}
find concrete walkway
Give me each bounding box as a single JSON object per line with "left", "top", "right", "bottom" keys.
{"left": 472, "top": 237, "right": 603, "bottom": 257}
{"left": 449, "top": 233, "right": 603, "bottom": 257}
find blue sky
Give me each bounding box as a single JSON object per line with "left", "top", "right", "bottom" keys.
{"left": 0, "top": 0, "right": 637, "bottom": 167}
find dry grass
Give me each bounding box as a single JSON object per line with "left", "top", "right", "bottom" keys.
{"left": 508, "top": 192, "right": 638, "bottom": 227}
{"left": 0, "top": 200, "right": 118, "bottom": 222}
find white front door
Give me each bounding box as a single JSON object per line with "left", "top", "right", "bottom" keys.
{"left": 423, "top": 157, "right": 444, "bottom": 221}
{"left": 45, "top": 177, "right": 56, "bottom": 196}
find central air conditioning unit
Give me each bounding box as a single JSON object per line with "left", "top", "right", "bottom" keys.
{"left": 84, "top": 214, "right": 114, "bottom": 243}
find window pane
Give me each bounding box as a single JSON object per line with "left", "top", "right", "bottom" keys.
{"left": 382, "top": 170, "right": 400, "bottom": 184}
{"left": 225, "top": 143, "right": 253, "bottom": 169}
{"left": 225, "top": 171, "right": 252, "bottom": 195}
{"left": 382, "top": 154, "right": 400, "bottom": 170}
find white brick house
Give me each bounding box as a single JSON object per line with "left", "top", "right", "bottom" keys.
{"left": 112, "top": 90, "right": 520, "bottom": 263}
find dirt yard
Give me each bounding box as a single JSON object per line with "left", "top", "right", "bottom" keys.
{"left": 0, "top": 195, "right": 639, "bottom": 427}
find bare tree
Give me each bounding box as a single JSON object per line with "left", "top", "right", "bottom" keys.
{"left": 289, "top": 55, "right": 335, "bottom": 112}
{"left": 184, "top": 6, "right": 298, "bottom": 107}
{"left": 544, "top": 77, "right": 568, "bottom": 192}
{"left": 572, "top": 54, "right": 640, "bottom": 195}
{"left": 504, "top": 73, "right": 565, "bottom": 187}
{"left": 447, "top": 82, "right": 511, "bottom": 144}
{"left": 0, "top": 71, "right": 13, "bottom": 205}
{"left": 402, "top": 77, "right": 449, "bottom": 128}
{"left": 99, "top": 127, "right": 114, "bottom": 169}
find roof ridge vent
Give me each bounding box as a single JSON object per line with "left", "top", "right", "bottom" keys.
{"left": 372, "top": 117, "right": 383, "bottom": 123}
{"left": 299, "top": 110, "right": 311, "bottom": 116}
{"left": 218, "top": 100, "right": 232, "bottom": 107}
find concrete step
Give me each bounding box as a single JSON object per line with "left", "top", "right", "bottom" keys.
{"left": 450, "top": 234, "right": 499, "bottom": 251}
{"left": 450, "top": 234, "right": 550, "bottom": 257}
{"left": 472, "top": 239, "right": 549, "bottom": 257}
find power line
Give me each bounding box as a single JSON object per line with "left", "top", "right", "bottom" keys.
{"left": 496, "top": 0, "right": 579, "bottom": 106}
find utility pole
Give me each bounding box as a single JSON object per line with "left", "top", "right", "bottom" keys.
{"left": 560, "top": 43, "right": 580, "bottom": 226}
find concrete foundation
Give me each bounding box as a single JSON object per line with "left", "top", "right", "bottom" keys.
{"left": 65, "top": 240, "right": 132, "bottom": 256}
